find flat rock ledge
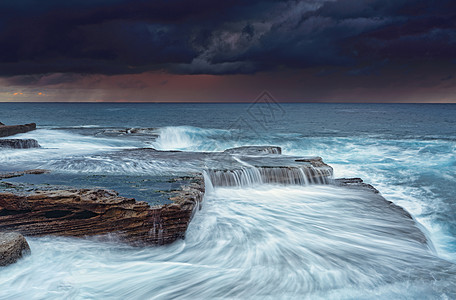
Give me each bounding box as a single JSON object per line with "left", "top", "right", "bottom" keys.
{"left": 0, "top": 169, "right": 49, "bottom": 180}
{"left": 0, "top": 153, "right": 426, "bottom": 250}
{"left": 0, "top": 123, "right": 36, "bottom": 138}
{"left": 0, "top": 232, "right": 30, "bottom": 266}
{"left": 334, "top": 177, "right": 380, "bottom": 193}
{"left": 334, "top": 177, "right": 427, "bottom": 244}
{"left": 224, "top": 146, "right": 282, "bottom": 155}
{"left": 0, "top": 176, "right": 204, "bottom": 246}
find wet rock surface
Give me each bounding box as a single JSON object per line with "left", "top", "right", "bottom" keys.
{"left": 0, "top": 169, "right": 49, "bottom": 180}
{"left": 333, "top": 177, "right": 424, "bottom": 241}
{"left": 60, "top": 147, "right": 333, "bottom": 186}
{"left": 0, "top": 232, "right": 30, "bottom": 266}
{"left": 0, "top": 176, "right": 204, "bottom": 246}
{"left": 99, "top": 127, "right": 159, "bottom": 136}
{"left": 334, "top": 177, "right": 380, "bottom": 193}
{"left": 0, "top": 148, "right": 427, "bottom": 248}
{"left": 0, "top": 123, "right": 36, "bottom": 138}
{"left": 206, "top": 154, "right": 333, "bottom": 187}
{"left": 224, "top": 146, "right": 282, "bottom": 155}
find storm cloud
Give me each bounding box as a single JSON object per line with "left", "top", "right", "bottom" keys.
{"left": 1, "top": 0, "right": 455, "bottom": 77}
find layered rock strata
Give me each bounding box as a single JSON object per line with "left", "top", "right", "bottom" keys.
{"left": 0, "top": 176, "right": 204, "bottom": 246}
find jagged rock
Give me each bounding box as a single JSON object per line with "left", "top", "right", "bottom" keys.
{"left": 0, "top": 176, "right": 204, "bottom": 245}
{"left": 295, "top": 157, "right": 330, "bottom": 168}
{"left": 224, "top": 146, "right": 282, "bottom": 155}
{"left": 0, "top": 123, "right": 36, "bottom": 138}
{"left": 334, "top": 178, "right": 380, "bottom": 193}
{"left": 0, "top": 169, "right": 49, "bottom": 180}
{"left": 0, "top": 232, "right": 30, "bottom": 266}
{"left": 0, "top": 139, "right": 40, "bottom": 149}
{"left": 126, "top": 128, "right": 157, "bottom": 135}
{"left": 96, "top": 128, "right": 159, "bottom": 138}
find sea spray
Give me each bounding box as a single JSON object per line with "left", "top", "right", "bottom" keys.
{"left": 152, "top": 126, "right": 229, "bottom": 151}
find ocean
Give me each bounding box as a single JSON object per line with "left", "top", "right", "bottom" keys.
{"left": 1, "top": 102, "right": 455, "bottom": 299}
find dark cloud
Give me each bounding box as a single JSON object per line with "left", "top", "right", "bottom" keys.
{"left": 4, "top": 73, "right": 84, "bottom": 86}
{"left": 0, "top": 0, "right": 455, "bottom": 77}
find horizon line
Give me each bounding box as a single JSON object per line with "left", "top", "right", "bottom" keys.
{"left": 0, "top": 101, "right": 455, "bottom": 104}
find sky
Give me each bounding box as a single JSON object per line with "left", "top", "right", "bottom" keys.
{"left": 0, "top": 0, "right": 455, "bottom": 102}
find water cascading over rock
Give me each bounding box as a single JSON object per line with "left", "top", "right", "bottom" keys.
{"left": 0, "top": 139, "right": 40, "bottom": 149}
{"left": 205, "top": 166, "right": 332, "bottom": 187}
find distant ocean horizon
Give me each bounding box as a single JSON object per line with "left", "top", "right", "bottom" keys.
{"left": 2, "top": 101, "right": 455, "bottom": 104}
{"left": 1, "top": 102, "right": 456, "bottom": 298}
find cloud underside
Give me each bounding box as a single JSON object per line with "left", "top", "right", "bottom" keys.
{"left": 0, "top": 0, "right": 455, "bottom": 77}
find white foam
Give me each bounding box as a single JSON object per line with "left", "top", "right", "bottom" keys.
{"left": 0, "top": 129, "right": 143, "bottom": 170}
{"left": 151, "top": 126, "right": 234, "bottom": 151}
{"left": 1, "top": 185, "right": 453, "bottom": 299}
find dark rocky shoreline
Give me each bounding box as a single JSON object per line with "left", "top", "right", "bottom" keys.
{"left": 0, "top": 123, "right": 36, "bottom": 138}
{"left": 0, "top": 166, "right": 425, "bottom": 246}
{"left": 0, "top": 141, "right": 428, "bottom": 266}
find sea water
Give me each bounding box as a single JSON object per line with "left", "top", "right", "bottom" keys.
{"left": 0, "top": 103, "right": 455, "bottom": 299}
